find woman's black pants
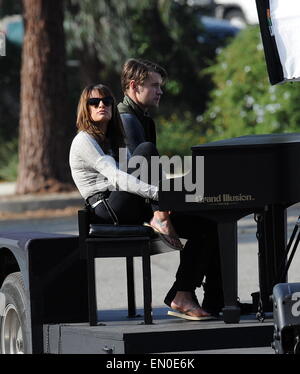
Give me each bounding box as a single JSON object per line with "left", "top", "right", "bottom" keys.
{"left": 93, "top": 142, "right": 157, "bottom": 224}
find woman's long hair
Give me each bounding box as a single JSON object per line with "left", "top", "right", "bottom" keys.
{"left": 76, "top": 84, "right": 125, "bottom": 159}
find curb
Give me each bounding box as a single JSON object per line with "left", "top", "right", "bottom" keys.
{"left": 0, "top": 192, "right": 84, "bottom": 213}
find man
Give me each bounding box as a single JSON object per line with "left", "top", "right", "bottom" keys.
{"left": 118, "top": 58, "right": 166, "bottom": 154}
{"left": 118, "top": 58, "right": 224, "bottom": 319}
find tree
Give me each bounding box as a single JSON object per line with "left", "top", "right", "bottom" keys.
{"left": 16, "top": 0, "right": 73, "bottom": 194}
{"left": 202, "top": 26, "right": 300, "bottom": 142}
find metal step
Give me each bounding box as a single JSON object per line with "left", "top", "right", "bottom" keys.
{"left": 43, "top": 307, "right": 274, "bottom": 354}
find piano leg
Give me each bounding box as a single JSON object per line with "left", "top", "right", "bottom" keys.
{"left": 217, "top": 221, "right": 240, "bottom": 323}
{"left": 257, "top": 205, "right": 287, "bottom": 313}
{"left": 270, "top": 205, "right": 287, "bottom": 283}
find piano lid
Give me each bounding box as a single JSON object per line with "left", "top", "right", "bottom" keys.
{"left": 192, "top": 133, "right": 300, "bottom": 152}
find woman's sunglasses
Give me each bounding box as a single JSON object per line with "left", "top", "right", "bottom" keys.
{"left": 87, "top": 96, "right": 114, "bottom": 107}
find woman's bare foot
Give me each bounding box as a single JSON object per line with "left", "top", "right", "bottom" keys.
{"left": 170, "top": 291, "right": 211, "bottom": 318}
{"left": 151, "top": 211, "right": 176, "bottom": 234}
{"left": 149, "top": 211, "right": 183, "bottom": 249}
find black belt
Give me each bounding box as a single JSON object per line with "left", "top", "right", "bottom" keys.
{"left": 86, "top": 191, "right": 118, "bottom": 225}
{"left": 86, "top": 192, "right": 109, "bottom": 208}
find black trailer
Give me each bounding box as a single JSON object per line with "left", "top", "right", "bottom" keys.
{"left": 0, "top": 232, "right": 88, "bottom": 353}
{"left": 0, "top": 230, "right": 274, "bottom": 354}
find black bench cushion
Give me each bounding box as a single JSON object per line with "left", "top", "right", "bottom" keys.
{"left": 89, "top": 224, "right": 156, "bottom": 238}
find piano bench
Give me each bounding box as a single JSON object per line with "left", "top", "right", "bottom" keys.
{"left": 78, "top": 208, "right": 175, "bottom": 326}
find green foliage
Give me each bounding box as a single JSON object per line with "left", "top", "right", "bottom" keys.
{"left": 128, "top": 0, "right": 209, "bottom": 116}
{"left": 0, "top": 39, "right": 21, "bottom": 181}
{"left": 0, "top": 40, "right": 21, "bottom": 143}
{"left": 156, "top": 113, "right": 204, "bottom": 157}
{"left": 202, "top": 26, "right": 300, "bottom": 141}
{"left": 65, "top": 0, "right": 133, "bottom": 67}
{"left": 0, "top": 139, "right": 18, "bottom": 181}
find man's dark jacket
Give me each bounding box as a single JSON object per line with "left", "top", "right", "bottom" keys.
{"left": 118, "top": 95, "right": 156, "bottom": 154}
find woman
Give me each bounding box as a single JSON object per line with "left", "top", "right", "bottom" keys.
{"left": 70, "top": 84, "right": 221, "bottom": 320}
{"left": 70, "top": 83, "right": 181, "bottom": 246}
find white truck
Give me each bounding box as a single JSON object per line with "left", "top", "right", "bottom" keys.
{"left": 214, "top": 0, "right": 259, "bottom": 27}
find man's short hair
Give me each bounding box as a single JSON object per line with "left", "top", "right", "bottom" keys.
{"left": 121, "top": 58, "right": 167, "bottom": 93}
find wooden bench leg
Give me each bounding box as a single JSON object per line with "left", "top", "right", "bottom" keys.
{"left": 142, "top": 250, "right": 152, "bottom": 324}
{"left": 126, "top": 257, "right": 137, "bottom": 318}
{"left": 87, "top": 248, "right": 98, "bottom": 326}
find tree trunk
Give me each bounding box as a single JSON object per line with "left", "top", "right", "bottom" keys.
{"left": 16, "top": 0, "right": 73, "bottom": 194}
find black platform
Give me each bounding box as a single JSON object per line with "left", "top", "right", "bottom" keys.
{"left": 43, "top": 307, "right": 274, "bottom": 354}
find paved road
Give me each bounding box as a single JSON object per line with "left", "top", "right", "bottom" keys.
{"left": 1, "top": 204, "right": 299, "bottom": 310}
